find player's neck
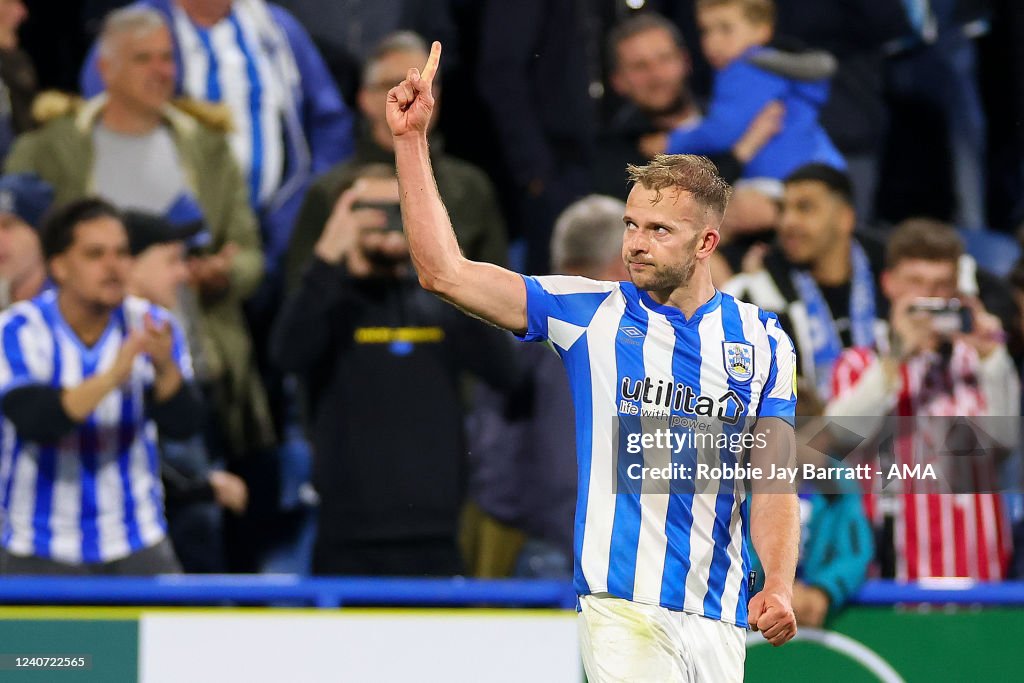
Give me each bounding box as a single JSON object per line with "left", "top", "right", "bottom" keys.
{"left": 101, "top": 100, "right": 163, "bottom": 136}
{"left": 57, "top": 291, "right": 115, "bottom": 347}
{"left": 650, "top": 269, "right": 718, "bottom": 319}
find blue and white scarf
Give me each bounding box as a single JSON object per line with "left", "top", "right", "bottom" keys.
{"left": 792, "top": 241, "right": 877, "bottom": 399}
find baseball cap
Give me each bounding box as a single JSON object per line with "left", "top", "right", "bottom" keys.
{"left": 164, "top": 194, "right": 213, "bottom": 251}
{"left": 123, "top": 210, "right": 204, "bottom": 256}
{"left": 0, "top": 174, "right": 55, "bottom": 229}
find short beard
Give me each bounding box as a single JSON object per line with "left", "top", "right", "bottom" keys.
{"left": 635, "top": 257, "right": 696, "bottom": 292}
{"left": 641, "top": 89, "right": 692, "bottom": 122}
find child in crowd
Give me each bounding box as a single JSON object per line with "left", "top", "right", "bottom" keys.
{"left": 667, "top": 0, "right": 845, "bottom": 179}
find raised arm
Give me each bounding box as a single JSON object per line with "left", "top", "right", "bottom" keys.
{"left": 387, "top": 42, "right": 527, "bottom": 334}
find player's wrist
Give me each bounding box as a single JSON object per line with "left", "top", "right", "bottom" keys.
{"left": 392, "top": 132, "right": 430, "bottom": 153}
{"left": 761, "top": 576, "right": 794, "bottom": 598}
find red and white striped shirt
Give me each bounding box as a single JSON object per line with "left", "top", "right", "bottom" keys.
{"left": 831, "top": 344, "right": 1012, "bottom": 581}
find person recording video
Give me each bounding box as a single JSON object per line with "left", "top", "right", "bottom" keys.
{"left": 825, "top": 218, "right": 1018, "bottom": 581}
{"left": 269, "top": 164, "right": 521, "bottom": 577}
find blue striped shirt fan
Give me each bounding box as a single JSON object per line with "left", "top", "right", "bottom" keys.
{"left": 0, "top": 291, "right": 192, "bottom": 564}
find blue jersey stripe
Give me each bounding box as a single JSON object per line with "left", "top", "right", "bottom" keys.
{"left": 78, "top": 418, "right": 101, "bottom": 563}
{"left": 736, "top": 497, "right": 752, "bottom": 626}
{"left": 144, "top": 436, "right": 166, "bottom": 534}
{"left": 659, "top": 322, "right": 702, "bottom": 609}
{"left": 704, "top": 296, "right": 754, "bottom": 620}
{"left": 118, "top": 387, "right": 142, "bottom": 552}
{"left": 78, "top": 342, "right": 104, "bottom": 564}
{"left": 196, "top": 28, "right": 222, "bottom": 102}
{"left": 31, "top": 444, "right": 56, "bottom": 558}
{"left": 0, "top": 437, "right": 16, "bottom": 548}
{"left": 2, "top": 316, "right": 29, "bottom": 378}
{"left": 606, "top": 306, "right": 649, "bottom": 600}
{"left": 229, "top": 13, "right": 265, "bottom": 210}
{"left": 564, "top": 335, "right": 594, "bottom": 595}
{"left": 28, "top": 305, "right": 62, "bottom": 559}
{"left": 0, "top": 421, "right": 5, "bottom": 511}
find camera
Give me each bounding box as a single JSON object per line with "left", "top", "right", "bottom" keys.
{"left": 352, "top": 201, "right": 403, "bottom": 234}
{"left": 907, "top": 297, "right": 973, "bottom": 335}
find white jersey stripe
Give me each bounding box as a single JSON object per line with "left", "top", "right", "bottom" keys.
{"left": 630, "top": 306, "right": 675, "bottom": 602}
{"left": 578, "top": 293, "right": 628, "bottom": 593}
{"left": 683, "top": 308, "right": 727, "bottom": 615}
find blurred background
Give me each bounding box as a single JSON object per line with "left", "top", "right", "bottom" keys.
{"left": 0, "top": 0, "right": 1023, "bottom": 680}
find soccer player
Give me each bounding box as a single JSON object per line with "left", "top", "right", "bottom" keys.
{"left": 0, "top": 198, "right": 202, "bottom": 575}
{"left": 387, "top": 44, "right": 799, "bottom": 680}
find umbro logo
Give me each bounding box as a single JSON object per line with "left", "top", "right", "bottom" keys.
{"left": 619, "top": 326, "right": 645, "bottom": 338}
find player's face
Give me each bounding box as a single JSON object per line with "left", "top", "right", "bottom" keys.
{"left": 778, "top": 181, "right": 851, "bottom": 267}
{"left": 0, "top": 214, "right": 43, "bottom": 284}
{"left": 100, "top": 26, "right": 176, "bottom": 116}
{"left": 622, "top": 185, "right": 712, "bottom": 293}
{"left": 51, "top": 216, "right": 132, "bottom": 311}
{"left": 698, "top": 4, "right": 771, "bottom": 71}
{"left": 612, "top": 27, "right": 689, "bottom": 116}
{"left": 882, "top": 258, "right": 958, "bottom": 302}
{"left": 129, "top": 241, "right": 188, "bottom": 309}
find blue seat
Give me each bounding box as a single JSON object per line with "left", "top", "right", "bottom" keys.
{"left": 959, "top": 228, "right": 1021, "bottom": 278}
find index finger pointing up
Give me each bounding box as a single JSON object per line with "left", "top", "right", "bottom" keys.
{"left": 421, "top": 41, "right": 442, "bottom": 84}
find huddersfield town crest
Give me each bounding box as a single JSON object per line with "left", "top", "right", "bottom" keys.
{"left": 722, "top": 342, "right": 754, "bottom": 383}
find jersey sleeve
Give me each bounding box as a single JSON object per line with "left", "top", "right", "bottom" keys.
{"left": 516, "top": 275, "right": 618, "bottom": 350}
{"left": 758, "top": 313, "right": 797, "bottom": 425}
{"left": 0, "top": 311, "right": 53, "bottom": 397}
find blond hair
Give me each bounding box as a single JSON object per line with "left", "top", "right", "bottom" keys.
{"left": 626, "top": 154, "right": 732, "bottom": 220}
{"left": 696, "top": 0, "right": 775, "bottom": 26}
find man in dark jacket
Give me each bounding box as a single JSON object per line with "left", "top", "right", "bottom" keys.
{"left": 271, "top": 166, "right": 519, "bottom": 576}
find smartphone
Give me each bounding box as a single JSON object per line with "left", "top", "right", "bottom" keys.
{"left": 907, "top": 297, "right": 973, "bottom": 335}
{"left": 352, "top": 201, "right": 403, "bottom": 233}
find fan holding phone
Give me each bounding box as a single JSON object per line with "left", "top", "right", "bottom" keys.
{"left": 825, "top": 219, "right": 1018, "bottom": 582}
{"left": 313, "top": 165, "right": 410, "bottom": 277}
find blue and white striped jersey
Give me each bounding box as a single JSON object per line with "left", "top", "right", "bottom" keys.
{"left": 170, "top": 2, "right": 288, "bottom": 207}
{"left": 0, "top": 291, "right": 193, "bottom": 564}
{"left": 517, "top": 276, "right": 796, "bottom": 627}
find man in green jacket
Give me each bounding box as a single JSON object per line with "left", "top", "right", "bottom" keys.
{"left": 5, "top": 6, "right": 274, "bottom": 460}
{"left": 285, "top": 31, "right": 507, "bottom": 293}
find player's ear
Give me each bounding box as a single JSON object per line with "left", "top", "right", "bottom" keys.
{"left": 49, "top": 254, "right": 67, "bottom": 285}
{"left": 697, "top": 227, "right": 720, "bottom": 258}
{"left": 880, "top": 269, "right": 895, "bottom": 300}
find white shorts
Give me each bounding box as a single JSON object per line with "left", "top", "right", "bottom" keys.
{"left": 578, "top": 593, "right": 745, "bottom": 683}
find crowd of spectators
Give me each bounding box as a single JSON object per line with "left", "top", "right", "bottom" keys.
{"left": 1, "top": 0, "right": 1023, "bottom": 627}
